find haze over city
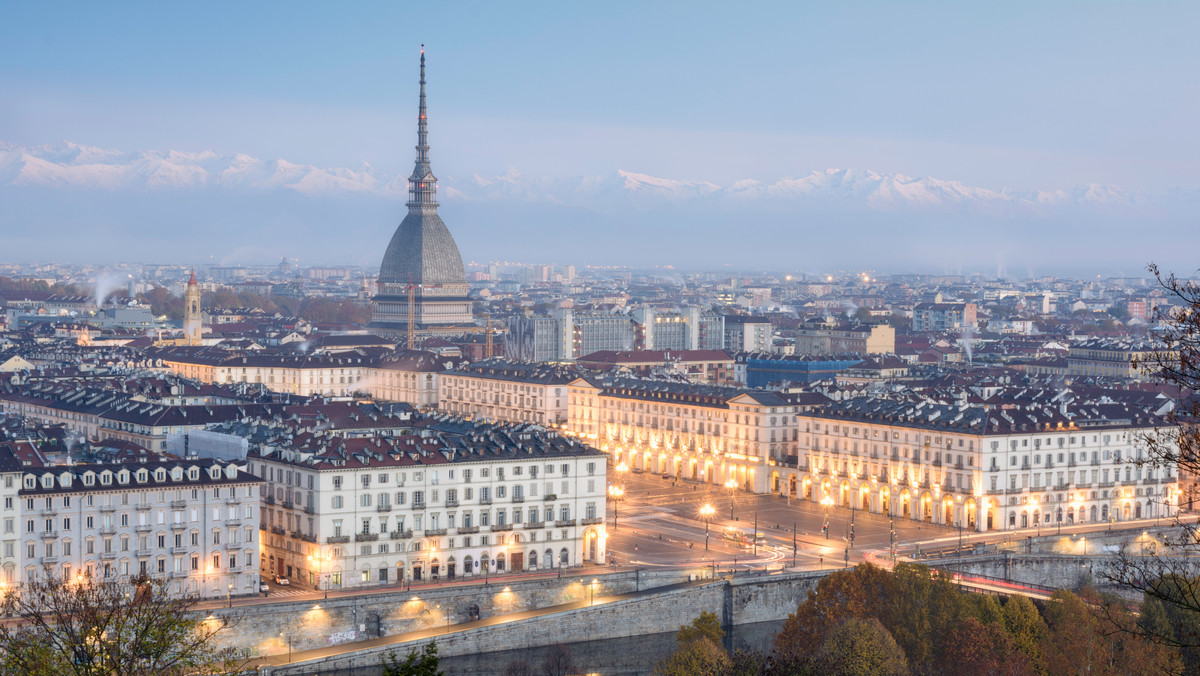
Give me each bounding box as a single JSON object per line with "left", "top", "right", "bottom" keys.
{"left": 3, "top": 2, "right": 1198, "bottom": 272}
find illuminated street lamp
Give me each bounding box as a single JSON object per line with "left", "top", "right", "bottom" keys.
{"left": 725, "top": 479, "right": 738, "bottom": 519}
{"left": 608, "top": 485, "right": 625, "bottom": 530}
{"left": 699, "top": 504, "right": 715, "bottom": 550}
{"left": 308, "top": 550, "right": 332, "bottom": 600}
{"left": 820, "top": 496, "right": 834, "bottom": 539}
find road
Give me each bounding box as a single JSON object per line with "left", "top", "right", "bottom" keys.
{"left": 606, "top": 471, "right": 957, "bottom": 572}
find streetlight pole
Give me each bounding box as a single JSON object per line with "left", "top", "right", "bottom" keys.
{"left": 699, "top": 504, "right": 715, "bottom": 551}
{"left": 725, "top": 479, "right": 737, "bottom": 520}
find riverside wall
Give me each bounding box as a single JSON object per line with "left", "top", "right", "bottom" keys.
{"left": 257, "top": 570, "right": 826, "bottom": 675}
{"left": 206, "top": 566, "right": 710, "bottom": 658}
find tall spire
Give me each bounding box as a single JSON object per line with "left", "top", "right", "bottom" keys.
{"left": 407, "top": 44, "right": 437, "bottom": 210}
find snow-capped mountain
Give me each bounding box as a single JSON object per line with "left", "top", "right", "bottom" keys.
{"left": 0, "top": 141, "right": 1162, "bottom": 215}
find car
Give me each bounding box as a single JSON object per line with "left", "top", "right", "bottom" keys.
{"left": 274, "top": 576, "right": 290, "bottom": 585}
{"left": 661, "top": 473, "right": 671, "bottom": 480}
{"left": 259, "top": 584, "right": 270, "bottom": 593}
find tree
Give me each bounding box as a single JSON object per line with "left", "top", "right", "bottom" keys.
{"left": 815, "top": 617, "right": 908, "bottom": 676}
{"left": 773, "top": 563, "right": 895, "bottom": 661}
{"left": 0, "top": 574, "right": 240, "bottom": 675}
{"left": 653, "top": 637, "right": 730, "bottom": 676}
{"left": 940, "top": 617, "right": 1032, "bottom": 676}
{"left": 383, "top": 641, "right": 443, "bottom": 676}
{"left": 676, "top": 611, "right": 725, "bottom": 647}
{"left": 998, "top": 595, "right": 1046, "bottom": 670}
{"left": 1101, "top": 264, "right": 1200, "bottom": 645}
{"left": 540, "top": 643, "right": 577, "bottom": 676}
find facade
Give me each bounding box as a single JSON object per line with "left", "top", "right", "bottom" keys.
{"left": 633, "top": 307, "right": 724, "bottom": 352}
{"left": 793, "top": 322, "right": 894, "bottom": 355}
{"left": 723, "top": 316, "right": 773, "bottom": 354}
{"left": 785, "top": 397, "right": 1178, "bottom": 533}
{"left": 438, "top": 360, "right": 576, "bottom": 426}
{"left": 505, "top": 307, "right": 723, "bottom": 363}
{"left": 576, "top": 349, "right": 736, "bottom": 385}
{"left": 10, "top": 455, "right": 262, "bottom": 599}
{"left": 225, "top": 412, "right": 607, "bottom": 590}
{"left": 912, "top": 303, "right": 978, "bottom": 332}
{"left": 1067, "top": 339, "right": 1158, "bottom": 380}
{"left": 371, "top": 50, "right": 473, "bottom": 330}
{"left": 567, "top": 376, "right": 827, "bottom": 493}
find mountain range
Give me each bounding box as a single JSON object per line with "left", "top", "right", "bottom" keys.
{"left": 1, "top": 141, "right": 1196, "bottom": 271}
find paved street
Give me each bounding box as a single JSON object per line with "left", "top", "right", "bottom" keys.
{"left": 606, "top": 471, "right": 957, "bottom": 572}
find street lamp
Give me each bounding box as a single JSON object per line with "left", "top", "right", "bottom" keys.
{"left": 821, "top": 496, "right": 834, "bottom": 539}
{"left": 227, "top": 582, "right": 233, "bottom": 608}
{"left": 699, "top": 504, "right": 715, "bottom": 551}
{"left": 608, "top": 485, "right": 624, "bottom": 531}
{"left": 308, "top": 551, "right": 332, "bottom": 600}
{"left": 725, "top": 479, "right": 738, "bottom": 520}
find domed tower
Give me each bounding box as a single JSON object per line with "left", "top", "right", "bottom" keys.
{"left": 183, "top": 270, "right": 202, "bottom": 346}
{"left": 371, "top": 47, "right": 473, "bottom": 332}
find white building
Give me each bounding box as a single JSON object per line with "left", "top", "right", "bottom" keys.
{"left": 217, "top": 409, "right": 607, "bottom": 591}
{"left": 438, "top": 360, "right": 576, "bottom": 426}
{"left": 9, "top": 456, "right": 262, "bottom": 599}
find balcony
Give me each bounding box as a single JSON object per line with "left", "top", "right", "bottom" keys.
{"left": 304, "top": 506, "right": 316, "bottom": 515}
{"left": 135, "top": 525, "right": 152, "bottom": 533}
{"left": 413, "top": 500, "right": 426, "bottom": 510}
{"left": 41, "top": 557, "right": 59, "bottom": 565}
{"left": 264, "top": 495, "right": 276, "bottom": 505}
{"left": 456, "top": 526, "right": 479, "bottom": 534}
{"left": 525, "top": 521, "right": 545, "bottom": 529}
{"left": 171, "top": 500, "right": 187, "bottom": 509}
{"left": 355, "top": 533, "right": 379, "bottom": 542}
{"left": 478, "top": 497, "right": 492, "bottom": 505}
{"left": 281, "top": 501, "right": 295, "bottom": 510}
{"left": 100, "top": 526, "right": 117, "bottom": 535}
{"left": 135, "top": 549, "right": 153, "bottom": 558}
{"left": 171, "top": 522, "right": 187, "bottom": 531}
{"left": 40, "top": 530, "right": 59, "bottom": 539}
{"left": 390, "top": 530, "right": 414, "bottom": 540}
{"left": 512, "top": 495, "right": 525, "bottom": 503}
{"left": 376, "top": 504, "right": 392, "bottom": 513}
{"left": 270, "top": 526, "right": 285, "bottom": 535}
{"left": 39, "top": 508, "right": 57, "bottom": 518}
{"left": 581, "top": 517, "right": 603, "bottom": 525}
{"left": 555, "top": 519, "right": 576, "bottom": 527}
{"left": 170, "top": 571, "right": 189, "bottom": 578}
{"left": 288, "top": 530, "right": 304, "bottom": 540}
{"left": 100, "top": 505, "right": 116, "bottom": 512}
{"left": 226, "top": 497, "right": 240, "bottom": 506}
{"left": 226, "top": 519, "right": 241, "bottom": 527}
{"left": 298, "top": 533, "right": 317, "bottom": 543}
{"left": 543, "top": 494, "right": 557, "bottom": 502}
{"left": 425, "top": 528, "right": 448, "bottom": 536}
{"left": 135, "top": 504, "right": 151, "bottom": 511}
{"left": 445, "top": 498, "right": 459, "bottom": 507}
{"left": 326, "top": 535, "right": 350, "bottom": 544}
{"left": 171, "top": 546, "right": 189, "bottom": 555}
{"left": 490, "top": 524, "right": 513, "bottom": 532}
{"left": 100, "top": 552, "right": 117, "bottom": 560}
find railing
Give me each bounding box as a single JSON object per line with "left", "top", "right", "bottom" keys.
{"left": 512, "top": 495, "right": 525, "bottom": 503}
{"left": 171, "top": 500, "right": 187, "bottom": 509}
{"left": 135, "top": 549, "right": 153, "bottom": 558}
{"left": 326, "top": 535, "right": 351, "bottom": 544}
{"left": 270, "top": 525, "right": 286, "bottom": 535}
{"left": 555, "top": 519, "right": 576, "bottom": 527}
{"left": 304, "top": 506, "right": 316, "bottom": 515}
{"left": 264, "top": 495, "right": 276, "bottom": 505}
{"left": 413, "top": 500, "right": 426, "bottom": 509}
{"left": 100, "top": 552, "right": 117, "bottom": 560}
{"left": 39, "top": 508, "right": 57, "bottom": 518}
{"left": 446, "top": 498, "right": 459, "bottom": 507}
{"left": 525, "top": 521, "right": 545, "bottom": 529}
{"left": 478, "top": 497, "right": 492, "bottom": 505}
{"left": 282, "top": 501, "right": 295, "bottom": 509}
{"left": 490, "top": 524, "right": 513, "bottom": 532}
{"left": 390, "top": 530, "right": 414, "bottom": 540}
{"left": 171, "top": 522, "right": 187, "bottom": 531}
{"left": 171, "top": 546, "right": 188, "bottom": 555}
{"left": 425, "top": 528, "right": 448, "bottom": 536}
{"left": 376, "top": 504, "right": 392, "bottom": 512}
{"left": 100, "top": 526, "right": 117, "bottom": 535}
{"left": 100, "top": 505, "right": 116, "bottom": 512}
{"left": 299, "top": 533, "right": 318, "bottom": 543}
{"left": 41, "top": 530, "right": 59, "bottom": 539}
{"left": 581, "top": 517, "right": 603, "bottom": 525}
{"left": 356, "top": 533, "right": 379, "bottom": 542}
{"left": 135, "top": 504, "right": 151, "bottom": 511}
{"left": 543, "top": 494, "right": 557, "bottom": 502}
{"left": 456, "top": 526, "right": 479, "bottom": 534}
{"left": 134, "top": 524, "right": 151, "bottom": 533}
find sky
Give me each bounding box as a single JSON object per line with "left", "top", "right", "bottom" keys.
{"left": 1, "top": 1, "right": 1198, "bottom": 271}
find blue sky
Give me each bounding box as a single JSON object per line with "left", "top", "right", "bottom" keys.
{"left": 3, "top": 1, "right": 1197, "bottom": 192}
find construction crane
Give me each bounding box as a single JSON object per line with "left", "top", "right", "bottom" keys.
{"left": 406, "top": 273, "right": 417, "bottom": 351}
{"left": 484, "top": 314, "right": 494, "bottom": 358}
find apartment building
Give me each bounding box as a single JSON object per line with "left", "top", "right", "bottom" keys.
{"left": 211, "top": 407, "right": 607, "bottom": 591}
{"left": 7, "top": 453, "right": 262, "bottom": 599}
{"left": 438, "top": 360, "right": 577, "bottom": 426}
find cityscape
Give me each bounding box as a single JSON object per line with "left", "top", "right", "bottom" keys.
{"left": 2, "top": 3, "right": 1200, "bottom": 675}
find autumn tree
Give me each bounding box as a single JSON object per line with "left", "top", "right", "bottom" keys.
{"left": 815, "top": 617, "right": 908, "bottom": 676}
{"left": 0, "top": 574, "right": 240, "bottom": 675}
{"left": 540, "top": 643, "right": 577, "bottom": 676}
{"left": 940, "top": 617, "right": 1033, "bottom": 676}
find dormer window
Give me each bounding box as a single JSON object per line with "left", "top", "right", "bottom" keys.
{"left": 136, "top": 470, "right": 148, "bottom": 483}
{"left": 24, "top": 477, "right": 35, "bottom": 489}
{"left": 100, "top": 473, "right": 112, "bottom": 485}
{"left": 171, "top": 467, "right": 182, "bottom": 481}
{"left": 83, "top": 474, "right": 94, "bottom": 486}
{"left": 188, "top": 468, "right": 199, "bottom": 480}
{"left": 117, "top": 471, "right": 129, "bottom": 485}
{"left": 155, "top": 469, "right": 166, "bottom": 482}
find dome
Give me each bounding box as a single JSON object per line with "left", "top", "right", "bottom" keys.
{"left": 378, "top": 210, "right": 466, "bottom": 285}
